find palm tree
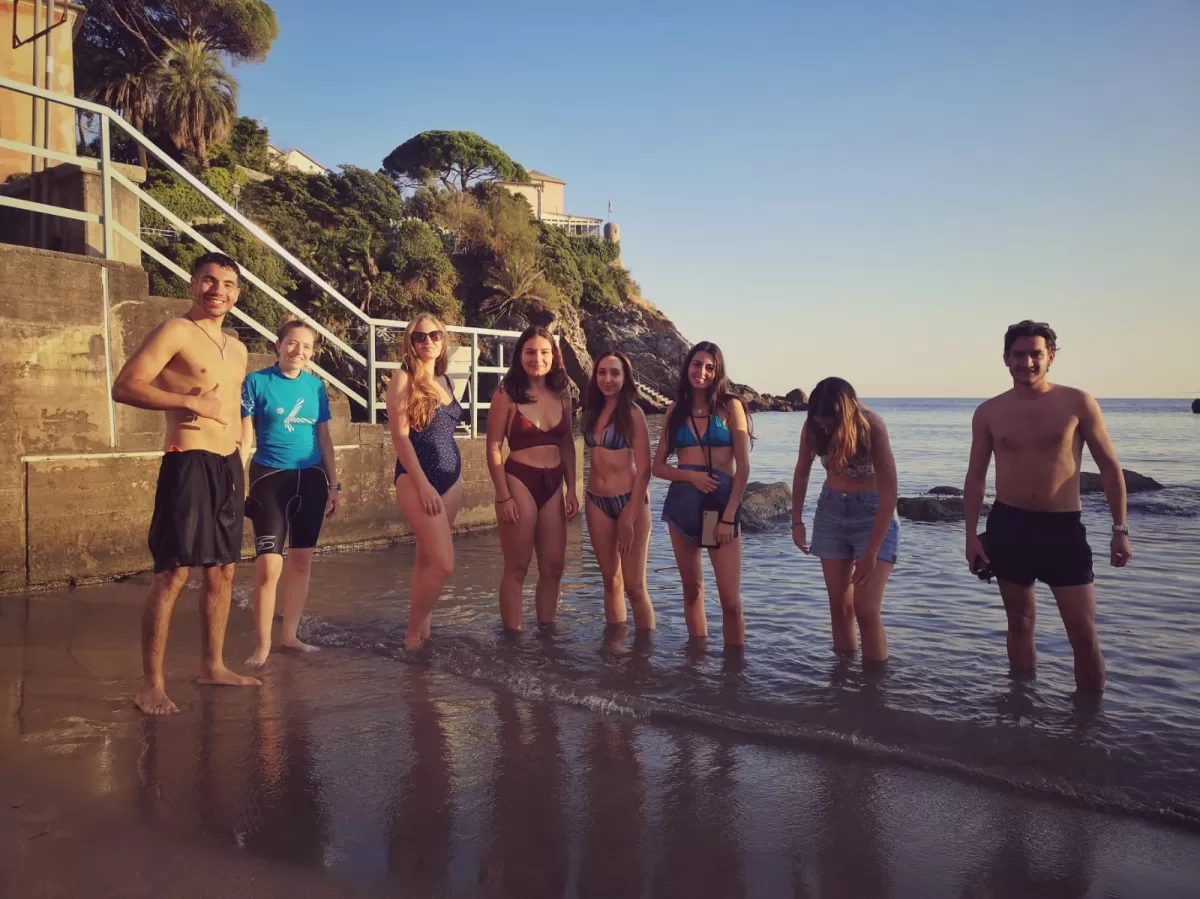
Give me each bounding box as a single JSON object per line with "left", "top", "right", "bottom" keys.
{"left": 481, "top": 255, "right": 558, "bottom": 319}
{"left": 78, "top": 50, "right": 159, "bottom": 168}
{"left": 155, "top": 41, "right": 237, "bottom": 169}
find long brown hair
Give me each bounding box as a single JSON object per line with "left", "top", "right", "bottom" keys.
{"left": 502, "top": 325, "right": 568, "bottom": 404}
{"left": 583, "top": 350, "right": 636, "bottom": 447}
{"left": 401, "top": 313, "right": 451, "bottom": 431}
{"left": 665, "top": 341, "right": 752, "bottom": 455}
{"left": 806, "top": 377, "right": 871, "bottom": 473}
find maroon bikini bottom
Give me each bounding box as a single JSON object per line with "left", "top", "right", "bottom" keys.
{"left": 504, "top": 457, "right": 565, "bottom": 508}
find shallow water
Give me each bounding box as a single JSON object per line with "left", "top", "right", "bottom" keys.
{"left": 287, "top": 398, "right": 1200, "bottom": 827}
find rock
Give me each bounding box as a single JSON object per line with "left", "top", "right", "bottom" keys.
{"left": 740, "top": 481, "right": 793, "bottom": 532}
{"left": 897, "top": 495, "right": 990, "bottom": 522}
{"left": 1192, "top": 398, "right": 1199, "bottom": 414}
{"left": 928, "top": 486, "right": 963, "bottom": 496}
{"left": 1080, "top": 469, "right": 1163, "bottom": 494}
{"left": 785, "top": 388, "right": 809, "bottom": 408}
{"left": 579, "top": 299, "right": 690, "bottom": 406}
{"left": 730, "top": 383, "right": 804, "bottom": 413}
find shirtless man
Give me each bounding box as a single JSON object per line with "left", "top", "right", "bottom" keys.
{"left": 964, "top": 320, "right": 1132, "bottom": 693}
{"left": 112, "top": 251, "right": 261, "bottom": 715}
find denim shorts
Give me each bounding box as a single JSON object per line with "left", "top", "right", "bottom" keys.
{"left": 662, "top": 465, "right": 741, "bottom": 543}
{"left": 810, "top": 483, "right": 899, "bottom": 563}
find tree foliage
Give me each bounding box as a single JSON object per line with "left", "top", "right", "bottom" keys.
{"left": 78, "top": 0, "right": 278, "bottom": 65}
{"left": 155, "top": 41, "right": 238, "bottom": 168}
{"left": 382, "top": 131, "right": 529, "bottom": 191}
{"left": 211, "top": 117, "right": 271, "bottom": 171}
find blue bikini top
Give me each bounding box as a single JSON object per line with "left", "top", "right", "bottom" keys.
{"left": 674, "top": 414, "right": 732, "bottom": 449}
{"left": 584, "top": 422, "right": 630, "bottom": 451}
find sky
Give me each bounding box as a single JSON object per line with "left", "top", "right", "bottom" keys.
{"left": 237, "top": 1, "right": 1200, "bottom": 398}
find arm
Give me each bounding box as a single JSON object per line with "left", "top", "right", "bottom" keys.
{"left": 792, "top": 424, "right": 816, "bottom": 523}
{"left": 485, "top": 387, "right": 518, "bottom": 522}
{"left": 863, "top": 415, "right": 898, "bottom": 557}
{"left": 651, "top": 405, "right": 699, "bottom": 484}
{"left": 239, "top": 416, "right": 254, "bottom": 467}
{"left": 1080, "top": 392, "right": 1132, "bottom": 566}
{"left": 628, "top": 407, "right": 653, "bottom": 508}
{"left": 722, "top": 399, "right": 752, "bottom": 521}
{"left": 964, "top": 405, "right": 993, "bottom": 564}
{"left": 316, "top": 420, "right": 340, "bottom": 517}
{"left": 558, "top": 394, "right": 579, "bottom": 518}
{"left": 111, "top": 319, "right": 222, "bottom": 420}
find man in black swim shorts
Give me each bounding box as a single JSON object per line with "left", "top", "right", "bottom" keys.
{"left": 111, "top": 252, "right": 261, "bottom": 715}
{"left": 963, "top": 321, "right": 1133, "bottom": 693}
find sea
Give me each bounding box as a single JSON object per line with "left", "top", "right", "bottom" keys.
{"left": 284, "top": 398, "right": 1200, "bottom": 830}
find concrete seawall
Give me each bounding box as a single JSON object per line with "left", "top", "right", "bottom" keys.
{"left": 0, "top": 243, "right": 581, "bottom": 592}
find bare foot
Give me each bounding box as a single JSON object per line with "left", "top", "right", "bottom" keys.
{"left": 403, "top": 632, "right": 424, "bottom": 652}
{"left": 196, "top": 666, "right": 261, "bottom": 687}
{"left": 135, "top": 681, "right": 179, "bottom": 716}
{"left": 245, "top": 648, "right": 271, "bottom": 668}
{"left": 280, "top": 639, "right": 320, "bottom": 654}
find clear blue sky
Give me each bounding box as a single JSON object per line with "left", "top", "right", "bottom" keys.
{"left": 239, "top": 1, "right": 1199, "bottom": 398}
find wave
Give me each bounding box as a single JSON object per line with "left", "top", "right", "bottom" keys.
{"left": 298, "top": 612, "right": 1200, "bottom": 833}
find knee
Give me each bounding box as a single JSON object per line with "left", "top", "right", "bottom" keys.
{"left": 427, "top": 548, "right": 455, "bottom": 581}
{"left": 256, "top": 555, "right": 283, "bottom": 585}
{"left": 682, "top": 581, "right": 704, "bottom": 606}
{"left": 831, "top": 601, "right": 856, "bottom": 626}
{"left": 155, "top": 568, "right": 190, "bottom": 594}
{"left": 288, "top": 552, "right": 313, "bottom": 576}
{"left": 601, "top": 569, "right": 624, "bottom": 592}
{"left": 504, "top": 557, "right": 531, "bottom": 583}
{"left": 540, "top": 558, "right": 565, "bottom": 582}
{"left": 1067, "top": 622, "right": 1100, "bottom": 654}
{"left": 720, "top": 598, "right": 744, "bottom": 619}
{"left": 855, "top": 606, "right": 883, "bottom": 631}
{"left": 1007, "top": 610, "right": 1036, "bottom": 638}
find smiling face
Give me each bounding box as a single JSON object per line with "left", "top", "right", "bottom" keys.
{"left": 522, "top": 335, "right": 555, "bottom": 379}
{"left": 1005, "top": 335, "right": 1054, "bottom": 387}
{"left": 409, "top": 321, "right": 444, "bottom": 364}
{"left": 595, "top": 354, "right": 626, "bottom": 397}
{"left": 189, "top": 262, "right": 240, "bottom": 320}
{"left": 276, "top": 326, "right": 316, "bottom": 374}
{"left": 687, "top": 351, "right": 717, "bottom": 393}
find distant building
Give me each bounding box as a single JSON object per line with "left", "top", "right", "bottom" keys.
{"left": 267, "top": 145, "right": 329, "bottom": 176}
{"left": 498, "top": 169, "right": 603, "bottom": 238}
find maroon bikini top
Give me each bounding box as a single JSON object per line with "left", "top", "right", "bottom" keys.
{"left": 508, "top": 405, "right": 569, "bottom": 452}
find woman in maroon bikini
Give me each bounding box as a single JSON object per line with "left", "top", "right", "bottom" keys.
{"left": 486, "top": 325, "right": 580, "bottom": 631}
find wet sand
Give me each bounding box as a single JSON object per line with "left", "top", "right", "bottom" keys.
{"left": 3, "top": 575, "right": 1200, "bottom": 898}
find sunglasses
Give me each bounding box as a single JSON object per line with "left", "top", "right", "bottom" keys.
{"left": 411, "top": 330, "right": 444, "bottom": 344}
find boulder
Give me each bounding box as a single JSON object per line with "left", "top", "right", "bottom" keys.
{"left": 928, "top": 486, "right": 964, "bottom": 496}
{"left": 740, "top": 481, "right": 793, "bottom": 532}
{"left": 580, "top": 299, "right": 690, "bottom": 402}
{"left": 1080, "top": 469, "right": 1163, "bottom": 494}
{"left": 1192, "top": 398, "right": 1199, "bottom": 414}
{"left": 897, "top": 495, "right": 989, "bottom": 523}
{"left": 785, "top": 388, "right": 809, "bottom": 408}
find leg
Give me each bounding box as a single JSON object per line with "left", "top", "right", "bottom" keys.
{"left": 498, "top": 474, "right": 538, "bottom": 632}
{"left": 424, "top": 479, "right": 464, "bottom": 640}
{"left": 396, "top": 476, "right": 456, "bottom": 650}
{"left": 998, "top": 579, "right": 1038, "bottom": 679}
{"left": 533, "top": 490, "right": 568, "bottom": 626}
{"left": 586, "top": 497, "right": 626, "bottom": 625}
{"left": 707, "top": 537, "right": 744, "bottom": 647}
{"left": 621, "top": 498, "right": 655, "bottom": 631}
{"left": 852, "top": 561, "right": 892, "bottom": 662}
{"left": 1050, "top": 584, "right": 1105, "bottom": 692}
{"left": 246, "top": 553, "right": 283, "bottom": 667}
{"left": 196, "top": 563, "right": 261, "bottom": 687}
{"left": 820, "top": 559, "right": 857, "bottom": 653}
{"left": 280, "top": 548, "right": 318, "bottom": 652}
{"left": 136, "top": 567, "right": 190, "bottom": 715}
{"left": 668, "top": 523, "right": 707, "bottom": 639}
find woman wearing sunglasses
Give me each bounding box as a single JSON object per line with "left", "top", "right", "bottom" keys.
{"left": 387, "top": 314, "right": 464, "bottom": 650}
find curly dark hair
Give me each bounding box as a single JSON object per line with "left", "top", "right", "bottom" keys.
{"left": 1004, "top": 320, "right": 1058, "bottom": 356}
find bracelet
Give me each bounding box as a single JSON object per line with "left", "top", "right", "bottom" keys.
{"left": 720, "top": 518, "right": 736, "bottom": 525}
{"left": 496, "top": 496, "right": 513, "bottom": 504}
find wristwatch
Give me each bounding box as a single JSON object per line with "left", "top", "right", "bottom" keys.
{"left": 330, "top": 481, "right": 342, "bottom": 491}
{"left": 1112, "top": 523, "right": 1129, "bottom": 535}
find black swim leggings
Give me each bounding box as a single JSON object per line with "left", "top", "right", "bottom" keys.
{"left": 246, "top": 462, "right": 329, "bottom": 556}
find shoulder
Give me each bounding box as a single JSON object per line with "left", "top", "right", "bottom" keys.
{"left": 243, "top": 367, "right": 267, "bottom": 389}
{"left": 142, "top": 316, "right": 190, "bottom": 348}
{"left": 490, "top": 383, "right": 511, "bottom": 405}
{"left": 973, "top": 392, "right": 1008, "bottom": 421}
{"left": 1058, "top": 384, "right": 1100, "bottom": 419}
{"left": 723, "top": 396, "right": 749, "bottom": 423}
{"left": 864, "top": 409, "right": 888, "bottom": 435}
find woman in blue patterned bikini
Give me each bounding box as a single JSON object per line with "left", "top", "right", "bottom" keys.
{"left": 791, "top": 377, "right": 899, "bottom": 663}
{"left": 387, "top": 313, "right": 464, "bottom": 651}
{"left": 652, "top": 342, "right": 752, "bottom": 647}
{"left": 583, "top": 351, "right": 655, "bottom": 632}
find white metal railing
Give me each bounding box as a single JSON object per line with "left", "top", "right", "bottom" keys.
{"left": 0, "top": 74, "right": 524, "bottom": 436}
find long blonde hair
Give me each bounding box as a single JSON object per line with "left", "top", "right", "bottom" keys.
{"left": 401, "top": 313, "right": 451, "bottom": 431}
{"left": 806, "top": 377, "right": 871, "bottom": 473}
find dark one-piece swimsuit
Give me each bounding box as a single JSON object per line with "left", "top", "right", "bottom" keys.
{"left": 394, "top": 375, "right": 463, "bottom": 495}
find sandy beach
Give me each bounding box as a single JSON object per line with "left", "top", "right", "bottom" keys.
{"left": 3, "top": 569, "right": 1200, "bottom": 899}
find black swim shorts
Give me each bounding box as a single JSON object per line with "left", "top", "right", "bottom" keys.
{"left": 983, "top": 501, "right": 1094, "bottom": 588}
{"left": 246, "top": 462, "right": 329, "bottom": 556}
{"left": 147, "top": 449, "right": 245, "bottom": 573}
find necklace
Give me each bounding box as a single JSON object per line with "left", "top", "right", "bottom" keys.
{"left": 186, "top": 315, "right": 228, "bottom": 358}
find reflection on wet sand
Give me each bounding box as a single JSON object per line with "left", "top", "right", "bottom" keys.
{"left": 579, "top": 718, "right": 645, "bottom": 898}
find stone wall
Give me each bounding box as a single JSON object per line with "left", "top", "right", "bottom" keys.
{"left": 0, "top": 243, "right": 582, "bottom": 592}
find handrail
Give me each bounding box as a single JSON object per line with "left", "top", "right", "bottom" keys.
{"left": 0, "top": 75, "right": 534, "bottom": 435}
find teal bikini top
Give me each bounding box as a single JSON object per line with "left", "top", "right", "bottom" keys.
{"left": 675, "top": 414, "right": 732, "bottom": 449}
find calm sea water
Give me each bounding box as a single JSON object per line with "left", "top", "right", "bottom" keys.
{"left": 294, "top": 398, "right": 1200, "bottom": 827}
